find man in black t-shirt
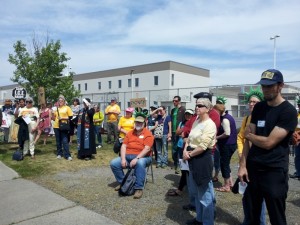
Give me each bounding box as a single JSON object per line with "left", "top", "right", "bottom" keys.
{"left": 238, "top": 69, "right": 297, "bottom": 225}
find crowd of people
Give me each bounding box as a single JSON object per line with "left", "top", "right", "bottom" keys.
{"left": 1, "top": 69, "right": 300, "bottom": 224}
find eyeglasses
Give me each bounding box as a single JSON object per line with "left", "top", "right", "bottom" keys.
{"left": 173, "top": 100, "right": 179, "bottom": 102}
{"left": 26, "top": 101, "right": 33, "bottom": 103}
{"left": 196, "top": 104, "right": 206, "bottom": 108}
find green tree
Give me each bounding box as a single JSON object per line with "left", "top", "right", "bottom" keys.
{"left": 8, "top": 36, "right": 80, "bottom": 105}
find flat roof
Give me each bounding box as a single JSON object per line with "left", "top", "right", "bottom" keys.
{"left": 73, "top": 61, "right": 209, "bottom": 81}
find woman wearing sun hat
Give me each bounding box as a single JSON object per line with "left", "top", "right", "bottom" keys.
{"left": 113, "top": 107, "right": 135, "bottom": 154}
{"left": 118, "top": 107, "right": 135, "bottom": 139}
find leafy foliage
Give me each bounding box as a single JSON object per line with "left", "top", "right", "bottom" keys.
{"left": 8, "top": 38, "right": 80, "bottom": 105}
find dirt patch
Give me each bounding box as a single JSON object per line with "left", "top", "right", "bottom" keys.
{"left": 32, "top": 156, "right": 300, "bottom": 225}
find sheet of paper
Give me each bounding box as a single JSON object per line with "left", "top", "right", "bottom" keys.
{"left": 23, "top": 116, "right": 31, "bottom": 124}
{"left": 179, "top": 159, "right": 189, "bottom": 171}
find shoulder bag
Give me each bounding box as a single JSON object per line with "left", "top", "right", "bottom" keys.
{"left": 154, "top": 116, "right": 166, "bottom": 139}
{"left": 57, "top": 108, "right": 70, "bottom": 131}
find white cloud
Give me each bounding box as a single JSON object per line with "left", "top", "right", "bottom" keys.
{"left": 0, "top": 0, "right": 299, "bottom": 87}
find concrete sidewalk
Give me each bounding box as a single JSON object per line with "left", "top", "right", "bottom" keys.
{"left": 0, "top": 161, "right": 121, "bottom": 225}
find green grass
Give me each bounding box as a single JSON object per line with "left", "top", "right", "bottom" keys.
{"left": 0, "top": 137, "right": 117, "bottom": 179}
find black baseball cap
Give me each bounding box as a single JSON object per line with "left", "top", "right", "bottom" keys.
{"left": 193, "top": 92, "right": 212, "bottom": 101}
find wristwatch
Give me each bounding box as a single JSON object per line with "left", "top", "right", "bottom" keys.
{"left": 136, "top": 157, "right": 140, "bottom": 160}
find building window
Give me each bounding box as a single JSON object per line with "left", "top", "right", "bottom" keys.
{"left": 171, "top": 74, "right": 174, "bottom": 86}
{"left": 98, "top": 82, "right": 101, "bottom": 90}
{"left": 118, "top": 80, "right": 122, "bottom": 88}
{"left": 85, "top": 83, "right": 87, "bottom": 91}
{"left": 128, "top": 79, "right": 132, "bottom": 88}
{"left": 154, "top": 76, "right": 158, "bottom": 85}
{"left": 135, "top": 78, "right": 139, "bottom": 87}
{"left": 109, "top": 81, "right": 112, "bottom": 89}
{"left": 78, "top": 84, "right": 81, "bottom": 90}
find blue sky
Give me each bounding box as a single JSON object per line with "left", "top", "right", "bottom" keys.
{"left": 1, "top": 0, "right": 300, "bottom": 87}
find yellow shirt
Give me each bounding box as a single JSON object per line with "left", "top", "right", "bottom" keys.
{"left": 53, "top": 105, "right": 73, "bottom": 128}
{"left": 118, "top": 116, "right": 135, "bottom": 138}
{"left": 93, "top": 111, "right": 104, "bottom": 126}
{"left": 105, "top": 104, "right": 120, "bottom": 122}
{"left": 296, "top": 113, "right": 300, "bottom": 131}
{"left": 188, "top": 118, "right": 216, "bottom": 150}
{"left": 237, "top": 115, "right": 251, "bottom": 155}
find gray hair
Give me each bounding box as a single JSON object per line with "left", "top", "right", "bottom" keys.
{"left": 197, "top": 98, "right": 213, "bottom": 110}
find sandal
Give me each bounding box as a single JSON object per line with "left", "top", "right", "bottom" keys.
{"left": 216, "top": 186, "right": 231, "bottom": 192}
{"left": 212, "top": 177, "right": 219, "bottom": 182}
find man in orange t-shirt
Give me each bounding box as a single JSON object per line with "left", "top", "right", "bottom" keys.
{"left": 110, "top": 114, "right": 154, "bottom": 199}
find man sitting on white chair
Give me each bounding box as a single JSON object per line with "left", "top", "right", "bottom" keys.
{"left": 110, "top": 112, "right": 154, "bottom": 199}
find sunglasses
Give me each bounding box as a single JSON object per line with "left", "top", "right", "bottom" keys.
{"left": 26, "top": 101, "right": 33, "bottom": 103}
{"left": 196, "top": 104, "right": 206, "bottom": 108}
{"left": 173, "top": 100, "right": 179, "bottom": 102}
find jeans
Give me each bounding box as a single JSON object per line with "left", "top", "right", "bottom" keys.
{"left": 188, "top": 173, "right": 215, "bottom": 225}
{"left": 54, "top": 128, "right": 71, "bottom": 158}
{"left": 171, "top": 132, "right": 179, "bottom": 167}
{"left": 242, "top": 196, "right": 266, "bottom": 225}
{"left": 187, "top": 172, "right": 196, "bottom": 207}
{"left": 294, "top": 143, "right": 300, "bottom": 176}
{"left": 219, "top": 144, "right": 236, "bottom": 179}
{"left": 94, "top": 125, "right": 102, "bottom": 146}
{"left": 155, "top": 135, "right": 169, "bottom": 166}
{"left": 106, "top": 121, "right": 118, "bottom": 143}
{"left": 110, "top": 154, "right": 152, "bottom": 189}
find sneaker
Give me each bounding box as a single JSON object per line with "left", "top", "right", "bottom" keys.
{"left": 161, "top": 164, "right": 167, "bottom": 169}
{"left": 114, "top": 185, "right": 121, "bottom": 191}
{"left": 56, "top": 155, "right": 62, "bottom": 159}
{"left": 133, "top": 189, "right": 143, "bottom": 199}
{"left": 182, "top": 204, "right": 196, "bottom": 211}
{"left": 97, "top": 145, "right": 102, "bottom": 149}
{"left": 175, "top": 166, "right": 181, "bottom": 174}
{"left": 67, "top": 156, "right": 72, "bottom": 161}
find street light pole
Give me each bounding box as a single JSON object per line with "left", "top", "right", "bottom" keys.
{"left": 270, "top": 35, "right": 280, "bottom": 69}
{"left": 130, "top": 69, "right": 134, "bottom": 99}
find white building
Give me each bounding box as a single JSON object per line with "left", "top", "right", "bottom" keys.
{"left": 1, "top": 61, "right": 299, "bottom": 120}
{"left": 73, "top": 61, "right": 210, "bottom": 114}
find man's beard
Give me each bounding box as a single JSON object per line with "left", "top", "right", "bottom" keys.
{"left": 264, "top": 91, "right": 279, "bottom": 102}
{"left": 135, "top": 125, "right": 143, "bottom": 131}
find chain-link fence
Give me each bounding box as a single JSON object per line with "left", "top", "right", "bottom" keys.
{"left": 80, "top": 81, "right": 300, "bottom": 122}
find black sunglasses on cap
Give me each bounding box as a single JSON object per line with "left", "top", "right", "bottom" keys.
{"left": 196, "top": 104, "right": 206, "bottom": 108}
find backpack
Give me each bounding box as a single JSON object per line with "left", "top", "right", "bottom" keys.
{"left": 119, "top": 168, "right": 136, "bottom": 196}
{"left": 12, "top": 150, "right": 23, "bottom": 161}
